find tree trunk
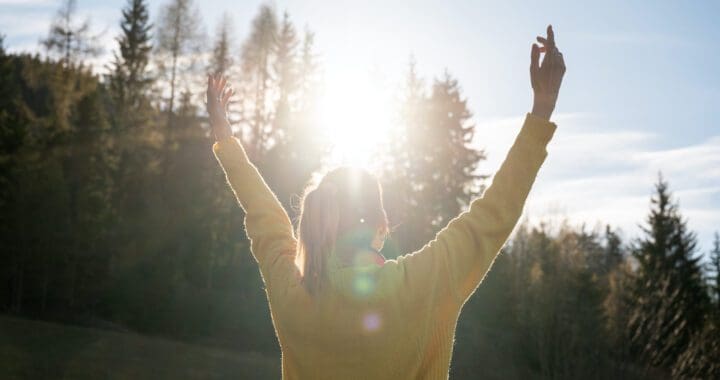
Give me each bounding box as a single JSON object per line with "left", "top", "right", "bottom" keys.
{"left": 41, "top": 258, "right": 50, "bottom": 312}
{"left": 168, "top": 50, "right": 178, "bottom": 126}
{"left": 13, "top": 264, "right": 23, "bottom": 313}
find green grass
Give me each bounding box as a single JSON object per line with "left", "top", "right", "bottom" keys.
{"left": 0, "top": 315, "right": 280, "bottom": 379}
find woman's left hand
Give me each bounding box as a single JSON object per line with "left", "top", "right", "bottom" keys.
{"left": 207, "top": 74, "right": 234, "bottom": 141}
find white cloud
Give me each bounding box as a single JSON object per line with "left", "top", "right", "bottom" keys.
{"left": 475, "top": 113, "right": 720, "bottom": 256}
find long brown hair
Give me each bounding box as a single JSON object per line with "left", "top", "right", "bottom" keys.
{"left": 296, "top": 167, "right": 388, "bottom": 295}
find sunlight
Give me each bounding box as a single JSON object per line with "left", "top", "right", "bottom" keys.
{"left": 317, "top": 69, "right": 394, "bottom": 168}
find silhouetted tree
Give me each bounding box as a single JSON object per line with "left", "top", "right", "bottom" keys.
{"left": 708, "top": 232, "right": 720, "bottom": 310}
{"left": 297, "top": 28, "right": 319, "bottom": 110}
{"left": 380, "top": 58, "right": 422, "bottom": 255}
{"left": 384, "top": 65, "right": 485, "bottom": 253}
{"left": 109, "top": 0, "right": 153, "bottom": 125}
{"left": 672, "top": 319, "right": 720, "bottom": 379}
{"left": 603, "top": 254, "right": 635, "bottom": 373}
{"left": 604, "top": 225, "right": 624, "bottom": 272}
{"left": 0, "top": 35, "right": 27, "bottom": 156}
{"left": 264, "top": 24, "right": 327, "bottom": 217}
{"left": 628, "top": 175, "right": 710, "bottom": 370}
{"left": 154, "top": 0, "right": 204, "bottom": 122}
{"left": 239, "top": 4, "right": 278, "bottom": 158}
{"left": 208, "top": 12, "right": 234, "bottom": 77}
{"left": 274, "top": 12, "right": 298, "bottom": 113}
{"left": 41, "top": 0, "right": 102, "bottom": 68}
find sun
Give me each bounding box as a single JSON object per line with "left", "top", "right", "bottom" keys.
{"left": 317, "top": 70, "right": 394, "bottom": 168}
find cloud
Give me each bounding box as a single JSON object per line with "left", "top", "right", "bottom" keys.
{"left": 475, "top": 113, "right": 720, "bottom": 256}
{"left": 0, "top": 10, "right": 53, "bottom": 38}
{"left": 0, "top": 0, "right": 53, "bottom": 5}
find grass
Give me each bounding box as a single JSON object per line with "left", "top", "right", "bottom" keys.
{"left": 0, "top": 315, "right": 280, "bottom": 379}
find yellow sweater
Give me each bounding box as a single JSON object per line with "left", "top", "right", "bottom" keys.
{"left": 213, "top": 113, "right": 556, "bottom": 379}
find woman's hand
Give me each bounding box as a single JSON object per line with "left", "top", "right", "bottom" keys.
{"left": 530, "top": 25, "right": 566, "bottom": 120}
{"left": 207, "top": 74, "right": 234, "bottom": 141}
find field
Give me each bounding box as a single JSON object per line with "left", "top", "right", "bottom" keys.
{"left": 0, "top": 315, "right": 279, "bottom": 379}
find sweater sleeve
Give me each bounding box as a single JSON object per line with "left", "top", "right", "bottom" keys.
{"left": 213, "top": 137, "right": 299, "bottom": 289}
{"left": 392, "top": 113, "right": 556, "bottom": 307}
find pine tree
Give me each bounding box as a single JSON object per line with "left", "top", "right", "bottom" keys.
{"left": 154, "top": 0, "right": 204, "bottom": 123}
{"left": 0, "top": 35, "right": 27, "bottom": 155}
{"left": 274, "top": 12, "right": 299, "bottom": 111}
{"left": 261, "top": 17, "right": 325, "bottom": 217}
{"left": 0, "top": 35, "right": 27, "bottom": 226}
{"left": 208, "top": 12, "right": 234, "bottom": 77}
{"left": 297, "top": 28, "right": 319, "bottom": 111}
{"left": 603, "top": 225, "right": 624, "bottom": 272}
{"left": 392, "top": 69, "right": 485, "bottom": 251}
{"left": 239, "top": 4, "right": 278, "bottom": 158}
{"left": 425, "top": 71, "right": 485, "bottom": 220}
{"left": 708, "top": 232, "right": 720, "bottom": 310}
{"left": 390, "top": 56, "right": 423, "bottom": 178}
{"left": 379, "top": 62, "right": 486, "bottom": 254}
{"left": 672, "top": 319, "right": 720, "bottom": 379}
{"left": 379, "top": 57, "right": 426, "bottom": 255}
{"left": 109, "top": 0, "right": 153, "bottom": 123}
{"left": 270, "top": 11, "right": 299, "bottom": 165}
{"left": 41, "top": 0, "right": 102, "bottom": 68}
{"left": 628, "top": 175, "right": 710, "bottom": 369}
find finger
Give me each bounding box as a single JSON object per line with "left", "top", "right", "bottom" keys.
{"left": 548, "top": 49, "right": 564, "bottom": 70}
{"left": 212, "top": 73, "right": 219, "bottom": 92}
{"left": 208, "top": 75, "right": 217, "bottom": 95}
{"left": 530, "top": 43, "right": 540, "bottom": 88}
{"left": 556, "top": 52, "right": 566, "bottom": 73}
{"left": 221, "top": 87, "right": 233, "bottom": 105}
{"left": 223, "top": 84, "right": 233, "bottom": 98}
{"left": 209, "top": 76, "right": 220, "bottom": 103}
{"left": 219, "top": 76, "right": 228, "bottom": 93}
{"left": 536, "top": 37, "right": 550, "bottom": 54}
{"left": 214, "top": 73, "right": 224, "bottom": 93}
{"left": 211, "top": 73, "right": 219, "bottom": 89}
{"left": 207, "top": 76, "right": 214, "bottom": 96}
{"left": 540, "top": 29, "right": 557, "bottom": 66}
{"left": 542, "top": 46, "right": 556, "bottom": 71}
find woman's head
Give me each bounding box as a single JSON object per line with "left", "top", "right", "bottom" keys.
{"left": 296, "top": 167, "right": 388, "bottom": 295}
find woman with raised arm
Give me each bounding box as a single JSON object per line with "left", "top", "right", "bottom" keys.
{"left": 209, "top": 25, "right": 565, "bottom": 380}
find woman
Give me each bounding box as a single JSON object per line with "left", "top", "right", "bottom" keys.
{"left": 208, "top": 25, "right": 565, "bottom": 380}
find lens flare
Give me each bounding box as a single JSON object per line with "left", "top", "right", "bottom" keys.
{"left": 363, "top": 312, "right": 382, "bottom": 332}
{"left": 353, "top": 274, "right": 374, "bottom": 296}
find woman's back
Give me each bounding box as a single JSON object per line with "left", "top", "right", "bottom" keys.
{"left": 273, "top": 260, "right": 460, "bottom": 380}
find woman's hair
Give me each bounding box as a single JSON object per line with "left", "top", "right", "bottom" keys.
{"left": 296, "top": 167, "right": 388, "bottom": 295}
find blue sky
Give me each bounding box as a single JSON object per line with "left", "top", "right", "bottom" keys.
{"left": 1, "top": 0, "right": 719, "bottom": 255}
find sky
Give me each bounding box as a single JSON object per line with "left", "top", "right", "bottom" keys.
{"left": 1, "top": 0, "right": 719, "bottom": 256}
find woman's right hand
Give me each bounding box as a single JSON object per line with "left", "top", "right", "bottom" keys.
{"left": 530, "top": 25, "right": 566, "bottom": 121}
{"left": 207, "top": 74, "right": 234, "bottom": 141}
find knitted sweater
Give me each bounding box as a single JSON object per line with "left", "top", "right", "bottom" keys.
{"left": 213, "top": 113, "right": 556, "bottom": 379}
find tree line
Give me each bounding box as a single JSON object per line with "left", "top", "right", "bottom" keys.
{"left": 0, "top": 0, "right": 718, "bottom": 378}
